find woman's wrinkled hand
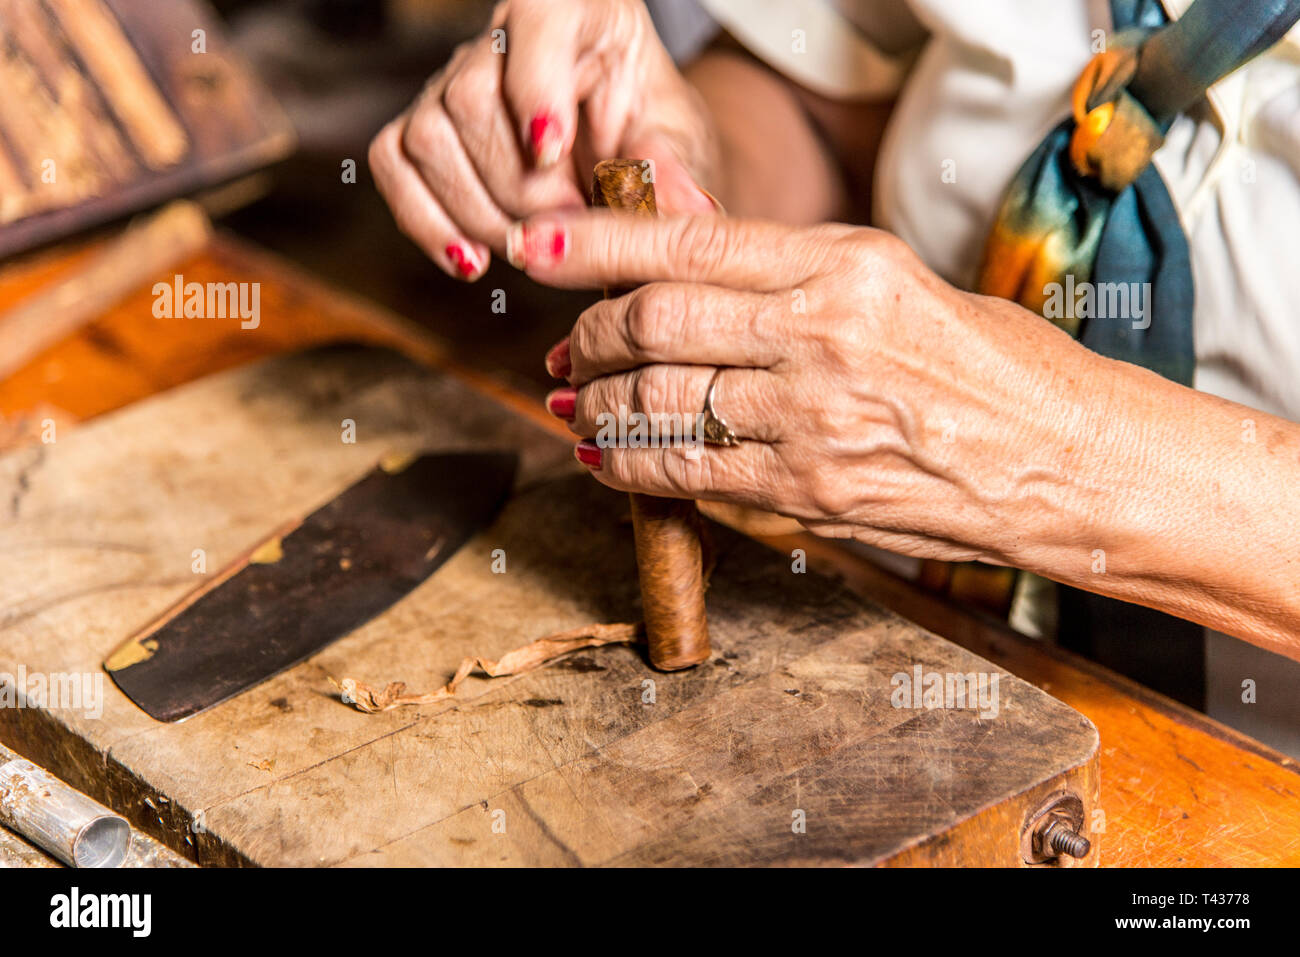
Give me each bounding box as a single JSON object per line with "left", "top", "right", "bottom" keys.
{"left": 368, "top": 0, "right": 719, "bottom": 281}
{"left": 525, "top": 212, "right": 1111, "bottom": 567}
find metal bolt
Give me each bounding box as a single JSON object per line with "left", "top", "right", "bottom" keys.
{"left": 1021, "top": 791, "right": 1092, "bottom": 864}
{"left": 1040, "top": 818, "right": 1091, "bottom": 859}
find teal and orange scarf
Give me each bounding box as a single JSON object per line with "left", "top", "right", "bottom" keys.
{"left": 979, "top": 0, "right": 1300, "bottom": 386}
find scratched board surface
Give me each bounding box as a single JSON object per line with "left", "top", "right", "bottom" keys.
{"left": 0, "top": 0, "right": 292, "bottom": 257}
{"left": 0, "top": 347, "right": 1099, "bottom": 866}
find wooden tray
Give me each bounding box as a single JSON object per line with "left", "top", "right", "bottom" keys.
{"left": 0, "top": 346, "right": 1099, "bottom": 865}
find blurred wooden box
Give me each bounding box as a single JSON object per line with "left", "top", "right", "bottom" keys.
{"left": 0, "top": 0, "right": 292, "bottom": 259}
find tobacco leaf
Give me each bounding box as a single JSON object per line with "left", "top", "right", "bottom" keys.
{"left": 331, "top": 622, "right": 644, "bottom": 714}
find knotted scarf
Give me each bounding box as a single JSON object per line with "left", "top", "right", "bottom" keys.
{"left": 978, "top": 0, "right": 1300, "bottom": 386}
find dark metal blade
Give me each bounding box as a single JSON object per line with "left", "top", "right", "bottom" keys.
{"left": 106, "top": 450, "right": 517, "bottom": 722}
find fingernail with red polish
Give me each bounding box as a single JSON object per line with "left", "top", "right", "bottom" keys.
{"left": 575, "top": 439, "right": 602, "bottom": 470}
{"left": 546, "top": 224, "right": 569, "bottom": 261}
{"left": 529, "top": 111, "right": 562, "bottom": 168}
{"left": 545, "top": 338, "right": 571, "bottom": 378}
{"left": 546, "top": 386, "right": 576, "bottom": 421}
{"left": 445, "top": 242, "right": 482, "bottom": 280}
{"left": 506, "top": 221, "right": 569, "bottom": 270}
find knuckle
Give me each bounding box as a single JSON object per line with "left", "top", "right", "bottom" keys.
{"left": 401, "top": 111, "right": 443, "bottom": 162}
{"left": 833, "top": 315, "right": 873, "bottom": 361}
{"left": 444, "top": 40, "right": 477, "bottom": 72}
{"left": 624, "top": 285, "right": 680, "bottom": 358}
{"left": 442, "top": 62, "right": 491, "bottom": 124}
{"left": 631, "top": 365, "right": 677, "bottom": 416}
{"left": 803, "top": 222, "right": 857, "bottom": 265}
{"left": 840, "top": 226, "right": 912, "bottom": 271}
{"left": 807, "top": 314, "right": 868, "bottom": 374}
{"left": 660, "top": 448, "right": 709, "bottom": 498}
{"left": 803, "top": 467, "right": 856, "bottom": 519}
{"left": 568, "top": 308, "right": 601, "bottom": 378}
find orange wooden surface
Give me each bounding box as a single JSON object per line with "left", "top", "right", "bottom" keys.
{"left": 2, "top": 231, "right": 1297, "bottom": 867}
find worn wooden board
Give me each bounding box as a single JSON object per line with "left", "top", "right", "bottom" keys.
{"left": 0, "top": 346, "right": 1099, "bottom": 866}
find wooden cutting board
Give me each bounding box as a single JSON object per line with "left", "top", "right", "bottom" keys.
{"left": 0, "top": 347, "right": 1099, "bottom": 866}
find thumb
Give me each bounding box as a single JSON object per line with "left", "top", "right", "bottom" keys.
{"left": 624, "top": 132, "right": 722, "bottom": 216}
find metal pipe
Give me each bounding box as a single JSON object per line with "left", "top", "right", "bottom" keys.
{"left": 0, "top": 744, "right": 131, "bottom": 868}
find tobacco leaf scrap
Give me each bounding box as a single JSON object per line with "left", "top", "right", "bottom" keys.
{"left": 331, "top": 622, "right": 643, "bottom": 714}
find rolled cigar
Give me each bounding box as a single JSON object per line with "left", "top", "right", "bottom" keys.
{"left": 592, "top": 159, "right": 711, "bottom": 671}
{"left": 0, "top": 744, "right": 132, "bottom": 867}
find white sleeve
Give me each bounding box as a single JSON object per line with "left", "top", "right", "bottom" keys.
{"left": 696, "top": 0, "right": 916, "bottom": 99}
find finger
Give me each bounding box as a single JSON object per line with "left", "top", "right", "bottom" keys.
{"left": 506, "top": 212, "right": 851, "bottom": 290}
{"left": 562, "top": 364, "right": 781, "bottom": 444}
{"left": 403, "top": 94, "right": 513, "bottom": 255}
{"left": 441, "top": 33, "right": 586, "bottom": 226}
{"left": 369, "top": 116, "right": 488, "bottom": 280}
{"left": 567, "top": 283, "right": 788, "bottom": 385}
{"left": 574, "top": 436, "right": 788, "bottom": 514}
{"left": 502, "top": 0, "right": 636, "bottom": 169}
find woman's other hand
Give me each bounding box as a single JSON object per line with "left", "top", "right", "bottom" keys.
{"left": 368, "top": 0, "right": 719, "bottom": 281}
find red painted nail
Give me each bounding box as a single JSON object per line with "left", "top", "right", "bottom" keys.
{"left": 574, "top": 439, "right": 602, "bottom": 470}
{"left": 545, "top": 338, "right": 571, "bottom": 378}
{"left": 529, "top": 111, "right": 561, "bottom": 168}
{"left": 549, "top": 226, "right": 568, "bottom": 260}
{"left": 445, "top": 243, "right": 480, "bottom": 279}
{"left": 506, "top": 222, "right": 569, "bottom": 270}
{"left": 546, "top": 386, "right": 576, "bottom": 421}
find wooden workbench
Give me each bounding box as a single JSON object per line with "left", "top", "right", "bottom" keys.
{"left": 2, "top": 229, "right": 1298, "bottom": 866}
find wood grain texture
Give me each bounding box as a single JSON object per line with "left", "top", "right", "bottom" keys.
{"left": 45, "top": 0, "right": 189, "bottom": 170}
{"left": 0, "top": 347, "right": 1096, "bottom": 866}
{"left": 0, "top": 0, "right": 292, "bottom": 258}
{"left": 1, "top": 0, "right": 137, "bottom": 190}
{"left": 772, "top": 535, "right": 1300, "bottom": 866}
{"left": 1, "top": 234, "right": 1296, "bottom": 866}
